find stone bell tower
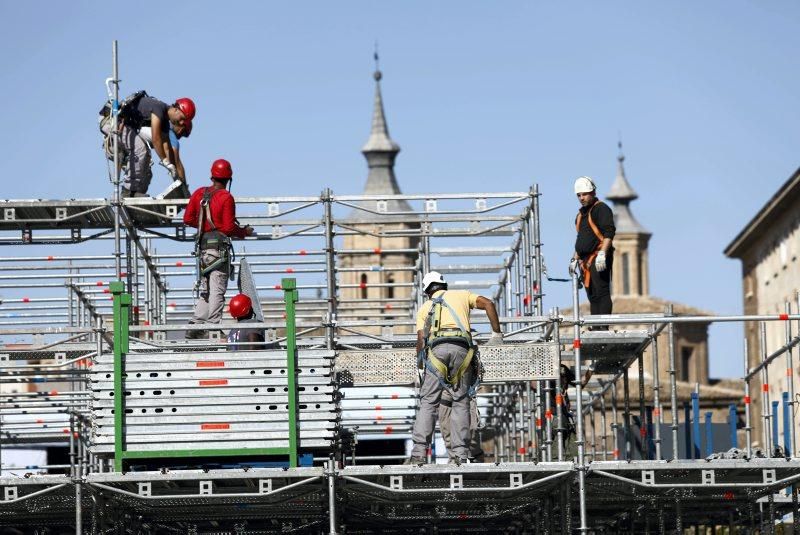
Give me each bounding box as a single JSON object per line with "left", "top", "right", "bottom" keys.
{"left": 338, "top": 62, "right": 420, "bottom": 327}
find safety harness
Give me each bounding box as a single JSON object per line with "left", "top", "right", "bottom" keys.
{"left": 193, "top": 188, "right": 234, "bottom": 295}
{"left": 575, "top": 200, "right": 606, "bottom": 289}
{"left": 418, "top": 291, "right": 483, "bottom": 399}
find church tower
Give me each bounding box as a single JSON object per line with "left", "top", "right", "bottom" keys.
{"left": 338, "top": 62, "right": 419, "bottom": 326}
{"left": 606, "top": 142, "right": 651, "bottom": 297}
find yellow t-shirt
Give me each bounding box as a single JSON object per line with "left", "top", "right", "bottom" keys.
{"left": 415, "top": 290, "right": 479, "bottom": 333}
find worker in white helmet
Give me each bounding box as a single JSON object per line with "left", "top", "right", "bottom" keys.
{"left": 570, "top": 176, "right": 616, "bottom": 325}
{"left": 406, "top": 271, "right": 502, "bottom": 465}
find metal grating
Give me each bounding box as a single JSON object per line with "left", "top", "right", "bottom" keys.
{"left": 335, "top": 343, "right": 559, "bottom": 387}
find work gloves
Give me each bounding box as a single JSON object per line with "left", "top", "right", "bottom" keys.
{"left": 486, "top": 332, "right": 504, "bottom": 346}
{"left": 568, "top": 258, "right": 580, "bottom": 277}
{"left": 160, "top": 158, "right": 178, "bottom": 179}
{"left": 595, "top": 251, "right": 607, "bottom": 272}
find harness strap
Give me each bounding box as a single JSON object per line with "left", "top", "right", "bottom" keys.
{"left": 420, "top": 292, "right": 479, "bottom": 395}
{"left": 575, "top": 201, "right": 606, "bottom": 289}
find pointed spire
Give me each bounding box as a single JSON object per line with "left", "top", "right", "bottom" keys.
{"left": 607, "top": 140, "right": 638, "bottom": 203}
{"left": 350, "top": 51, "right": 412, "bottom": 219}
{"left": 607, "top": 139, "right": 649, "bottom": 235}
{"left": 361, "top": 47, "right": 400, "bottom": 154}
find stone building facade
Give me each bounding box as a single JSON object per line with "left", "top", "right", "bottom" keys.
{"left": 725, "top": 167, "right": 800, "bottom": 452}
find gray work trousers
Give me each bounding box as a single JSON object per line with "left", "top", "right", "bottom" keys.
{"left": 411, "top": 343, "right": 473, "bottom": 460}
{"left": 440, "top": 393, "right": 484, "bottom": 459}
{"left": 101, "top": 121, "right": 153, "bottom": 195}
{"left": 191, "top": 250, "right": 229, "bottom": 326}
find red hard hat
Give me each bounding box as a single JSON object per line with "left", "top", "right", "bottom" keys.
{"left": 174, "top": 97, "right": 196, "bottom": 120}
{"left": 211, "top": 159, "right": 233, "bottom": 180}
{"left": 229, "top": 294, "right": 253, "bottom": 319}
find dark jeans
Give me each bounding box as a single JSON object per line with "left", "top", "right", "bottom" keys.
{"left": 583, "top": 252, "right": 613, "bottom": 329}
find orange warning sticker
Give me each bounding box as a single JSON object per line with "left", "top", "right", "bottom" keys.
{"left": 199, "top": 379, "right": 228, "bottom": 386}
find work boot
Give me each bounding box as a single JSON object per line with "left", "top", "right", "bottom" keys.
{"left": 469, "top": 451, "right": 486, "bottom": 463}
{"left": 403, "top": 456, "right": 426, "bottom": 466}
{"left": 185, "top": 329, "right": 208, "bottom": 340}
{"left": 447, "top": 456, "right": 467, "bottom": 465}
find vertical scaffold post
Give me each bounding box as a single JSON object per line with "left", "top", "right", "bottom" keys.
{"left": 728, "top": 404, "right": 738, "bottom": 449}
{"left": 283, "top": 277, "right": 299, "bottom": 468}
{"left": 760, "top": 322, "right": 772, "bottom": 453}
{"left": 783, "top": 392, "right": 791, "bottom": 456}
{"left": 571, "top": 271, "right": 588, "bottom": 531}
{"left": 650, "top": 326, "right": 662, "bottom": 460}
{"left": 110, "top": 41, "right": 122, "bottom": 281}
{"left": 552, "top": 307, "right": 564, "bottom": 462}
{"left": 785, "top": 301, "right": 795, "bottom": 456}
{"left": 743, "top": 337, "right": 753, "bottom": 457}
{"left": 321, "top": 189, "right": 337, "bottom": 350}
{"left": 531, "top": 184, "right": 544, "bottom": 317}
{"left": 704, "top": 411, "right": 713, "bottom": 456}
{"left": 327, "top": 457, "right": 339, "bottom": 535}
{"left": 111, "top": 281, "right": 130, "bottom": 472}
{"left": 666, "top": 304, "right": 679, "bottom": 460}
{"left": 691, "top": 388, "right": 700, "bottom": 459}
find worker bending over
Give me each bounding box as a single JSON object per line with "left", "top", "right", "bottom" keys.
{"left": 100, "top": 92, "right": 196, "bottom": 197}
{"left": 183, "top": 159, "right": 253, "bottom": 339}
{"left": 408, "top": 271, "right": 502, "bottom": 465}
{"left": 570, "top": 176, "right": 616, "bottom": 325}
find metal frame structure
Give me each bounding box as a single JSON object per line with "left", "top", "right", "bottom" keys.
{"left": 2, "top": 43, "right": 800, "bottom": 535}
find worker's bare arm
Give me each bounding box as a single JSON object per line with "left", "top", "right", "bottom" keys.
{"left": 416, "top": 330, "right": 424, "bottom": 353}
{"left": 475, "top": 296, "right": 501, "bottom": 333}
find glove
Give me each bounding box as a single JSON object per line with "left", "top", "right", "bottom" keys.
{"left": 160, "top": 158, "right": 178, "bottom": 178}
{"left": 486, "top": 331, "right": 504, "bottom": 346}
{"left": 568, "top": 258, "right": 579, "bottom": 276}
{"left": 595, "top": 251, "right": 607, "bottom": 272}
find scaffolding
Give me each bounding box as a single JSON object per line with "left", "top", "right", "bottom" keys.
{"left": 2, "top": 44, "right": 800, "bottom": 535}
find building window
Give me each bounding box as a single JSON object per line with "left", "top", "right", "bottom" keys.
{"left": 622, "top": 253, "right": 630, "bottom": 295}
{"left": 681, "top": 346, "right": 693, "bottom": 382}
{"left": 386, "top": 275, "right": 395, "bottom": 299}
{"left": 637, "top": 252, "right": 644, "bottom": 295}
{"left": 360, "top": 273, "right": 368, "bottom": 300}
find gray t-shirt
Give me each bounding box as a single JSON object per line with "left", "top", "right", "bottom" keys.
{"left": 134, "top": 97, "right": 169, "bottom": 133}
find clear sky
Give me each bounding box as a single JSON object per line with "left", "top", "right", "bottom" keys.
{"left": 2, "top": 1, "right": 799, "bottom": 377}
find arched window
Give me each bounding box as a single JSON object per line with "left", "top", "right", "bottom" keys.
{"left": 360, "top": 273, "right": 368, "bottom": 300}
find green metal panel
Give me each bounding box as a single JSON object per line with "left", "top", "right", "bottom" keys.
{"left": 108, "top": 279, "right": 301, "bottom": 470}
{"left": 283, "top": 277, "right": 299, "bottom": 468}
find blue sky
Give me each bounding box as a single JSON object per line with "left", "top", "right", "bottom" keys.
{"left": 2, "top": 1, "right": 799, "bottom": 377}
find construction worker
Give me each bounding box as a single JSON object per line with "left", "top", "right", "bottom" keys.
{"left": 183, "top": 159, "right": 253, "bottom": 339}
{"left": 100, "top": 92, "right": 196, "bottom": 197}
{"left": 407, "top": 271, "right": 503, "bottom": 465}
{"left": 226, "top": 293, "right": 273, "bottom": 350}
{"left": 570, "top": 176, "right": 616, "bottom": 325}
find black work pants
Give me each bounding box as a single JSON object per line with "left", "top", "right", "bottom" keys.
{"left": 583, "top": 252, "right": 613, "bottom": 328}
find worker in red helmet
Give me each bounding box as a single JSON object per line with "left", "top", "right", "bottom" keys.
{"left": 100, "top": 92, "right": 196, "bottom": 197}
{"left": 183, "top": 159, "right": 254, "bottom": 339}
{"left": 225, "top": 294, "right": 269, "bottom": 351}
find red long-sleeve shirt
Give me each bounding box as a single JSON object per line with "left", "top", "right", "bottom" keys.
{"left": 183, "top": 186, "right": 248, "bottom": 239}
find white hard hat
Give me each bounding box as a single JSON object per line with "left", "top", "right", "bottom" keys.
{"left": 422, "top": 271, "right": 446, "bottom": 292}
{"left": 574, "top": 176, "right": 597, "bottom": 194}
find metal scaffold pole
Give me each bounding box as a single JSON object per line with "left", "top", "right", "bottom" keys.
{"left": 571, "top": 272, "right": 588, "bottom": 532}
{"left": 110, "top": 41, "right": 122, "bottom": 284}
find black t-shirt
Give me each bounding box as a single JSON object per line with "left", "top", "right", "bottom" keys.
{"left": 574, "top": 200, "right": 616, "bottom": 257}
{"left": 134, "top": 97, "right": 169, "bottom": 133}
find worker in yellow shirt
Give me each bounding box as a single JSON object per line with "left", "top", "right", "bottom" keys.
{"left": 407, "top": 271, "right": 503, "bottom": 465}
